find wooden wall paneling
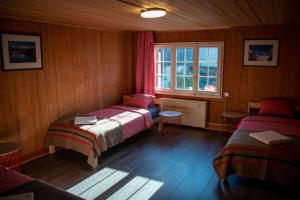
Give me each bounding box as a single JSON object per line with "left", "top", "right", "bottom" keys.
{"left": 99, "top": 32, "right": 132, "bottom": 107}
{"left": 40, "top": 24, "right": 60, "bottom": 124}
{"left": 283, "top": 27, "right": 300, "bottom": 101}
{"left": 154, "top": 25, "right": 300, "bottom": 125}
{"left": 100, "top": 32, "right": 119, "bottom": 107}
{"left": 1, "top": 19, "right": 43, "bottom": 156}
{"left": 0, "top": 73, "right": 19, "bottom": 142}
{"left": 0, "top": 17, "right": 135, "bottom": 159}
{"left": 53, "top": 26, "right": 73, "bottom": 117}
{"left": 0, "top": 18, "right": 19, "bottom": 141}
{"left": 80, "top": 29, "right": 100, "bottom": 113}
{"left": 118, "top": 34, "right": 129, "bottom": 97}
{"left": 96, "top": 31, "right": 103, "bottom": 109}
{"left": 34, "top": 24, "right": 57, "bottom": 156}
{"left": 224, "top": 29, "right": 242, "bottom": 112}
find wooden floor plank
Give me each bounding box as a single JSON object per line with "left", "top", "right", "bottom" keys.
{"left": 21, "top": 125, "right": 299, "bottom": 200}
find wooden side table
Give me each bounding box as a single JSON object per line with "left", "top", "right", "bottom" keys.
{"left": 222, "top": 111, "right": 247, "bottom": 128}
{"left": 159, "top": 111, "right": 182, "bottom": 132}
{"left": 0, "top": 142, "right": 21, "bottom": 171}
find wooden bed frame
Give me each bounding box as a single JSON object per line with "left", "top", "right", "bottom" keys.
{"left": 248, "top": 101, "right": 300, "bottom": 113}
{"left": 123, "top": 95, "right": 160, "bottom": 106}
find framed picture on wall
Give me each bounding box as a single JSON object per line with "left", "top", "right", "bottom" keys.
{"left": 243, "top": 39, "right": 279, "bottom": 67}
{"left": 1, "top": 33, "right": 42, "bottom": 71}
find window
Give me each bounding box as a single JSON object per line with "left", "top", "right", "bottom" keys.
{"left": 176, "top": 47, "right": 193, "bottom": 90}
{"left": 154, "top": 42, "right": 223, "bottom": 98}
{"left": 155, "top": 48, "right": 171, "bottom": 89}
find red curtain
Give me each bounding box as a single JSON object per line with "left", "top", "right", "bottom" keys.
{"left": 135, "top": 32, "right": 155, "bottom": 95}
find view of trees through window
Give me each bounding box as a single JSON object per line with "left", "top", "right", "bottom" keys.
{"left": 176, "top": 48, "right": 193, "bottom": 90}
{"left": 199, "top": 47, "right": 218, "bottom": 92}
{"left": 154, "top": 42, "right": 223, "bottom": 97}
{"left": 155, "top": 48, "right": 171, "bottom": 89}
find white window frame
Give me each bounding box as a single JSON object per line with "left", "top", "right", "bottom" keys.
{"left": 154, "top": 42, "right": 224, "bottom": 98}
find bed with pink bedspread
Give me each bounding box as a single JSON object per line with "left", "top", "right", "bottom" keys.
{"left": 213, "top": 115, "right": 300, "bottom": 185}
{"left": 45, "top": 105, "right": 152, "bottom": 168}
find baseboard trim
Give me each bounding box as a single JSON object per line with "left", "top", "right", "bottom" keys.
{"left": 206, "top": 123, "right": 235, "bottom": 133}
{"left": 21, "top": 147, "right": 62, "bottom": 165}
{"left": 21, "top": 148, "right": 49, "bottom": 165}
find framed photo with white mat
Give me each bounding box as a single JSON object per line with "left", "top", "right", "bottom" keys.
{"left": 1, "top": 33, "right": 42, "bottom": 71}
{"left": 243, "top": 39, "right": 279, "bottom": 67}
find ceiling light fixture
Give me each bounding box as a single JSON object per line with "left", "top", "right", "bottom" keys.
{"left": 141, "top": 8, "right": 167, "bottom": 18}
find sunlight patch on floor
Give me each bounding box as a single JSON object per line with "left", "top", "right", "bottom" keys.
{"left": 127, "top": 179, "right": 164, "bottom": 200}
{"left": 67, "top": 167, "right": 163, "bottom": 200}
{"left": 67, "top": 167, "right": 116, "bottom": 195}
{"left": 67, "top": 167, "right": 129, "bottom": 200}
{"left": 107, "top": 176, "right": 149, "bottom": 200}
{"left": 106, "top": 175, "right": 164, "bottom": 200}
{"left": 79, "top": 170, "right": 129, "bottom": 200}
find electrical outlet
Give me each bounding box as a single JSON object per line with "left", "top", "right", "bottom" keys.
{"left": 224, "top": 92, "right": 229, "bottom": 97}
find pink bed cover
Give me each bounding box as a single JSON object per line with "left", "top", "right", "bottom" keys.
{"left": 88, "top": 105, "right": 153, "bottom": 139}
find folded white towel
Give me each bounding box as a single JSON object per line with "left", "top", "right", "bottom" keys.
{"left": 74, "top": 116, "right": 97, "bottom": 125}
{"left": 249, "top": 130, "right": 292, "bottom": 145}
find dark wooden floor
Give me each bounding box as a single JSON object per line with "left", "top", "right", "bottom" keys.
{"left": 22, "top": 125, "right": 298, "bottom": 200}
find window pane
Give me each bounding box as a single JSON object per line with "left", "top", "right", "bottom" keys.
{"left": 176, "top": 48, "right": 184, "bottom": 61}
{"left": 207, "top": 78, "right": 217, "bottom": 92}
{"left": 186, "top": 62, "right": 193, "bottom": 75}
{"left": 199, "top": 61, "right": 208, "bottom": 76}
{"left": 162, "top": 76, "right": 171, "bottom": 89}
{"left": 199, "top": 48, "right": 209, "bottom": 61}
{"left": 199, "top": 61, "right": 209, "bottom": 67}
{"left": 186, "top": 48, "right": 194, "bottom": 61}
{"left": 199, "top": 77, "right": 207, "bottom": 90}
{"left": 164, "top": 48, "right": 171, "bottom": 61}
{"left": 209, "top": 67, "right": 217, "bottom": 76}
{"left": 176, "top": 76, "right": 184, "bottom": 89}
{"left": 164, "top": 62, "right": 171, "bottom": 75}
{"left": 208, "top": 77, "right": 216, "bottom": 84}
{"left": 156, "top": 62, "right": 163, "bottom": 74}
{"left": 158, "top": 48, "right": 163, "bottom": 62}
{"left": 209, "top": 61, "right": 217, "bottom": 67}
{"left": 156, "top": 75, "right": 162, "bottom": 88}
{"left": 185, "top": 77, "right": 193, "bottom": 90}
{"left": 209, "top": 48, "right": 218, "bottom": 62}
{"left": 176, "top": 62, "right": 184, "bottom": 75}
{"left": 199, "top": 66, "right": 208, "bottom": 76}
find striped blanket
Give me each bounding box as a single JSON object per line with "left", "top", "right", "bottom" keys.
{"left": 213, "top": 116, "right": 300, "bottom": 185}
{"left": 45, "top": 105, "right": 152, "bottom": 168}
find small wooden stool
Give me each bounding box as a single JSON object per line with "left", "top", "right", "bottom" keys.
{"left": 222, "top": 111, "right": 247, "bottom": 127}
{"left": 159, "top": 111, "right": 182, "bottom": 132}
{"left": 0, "top": 142, "right": 21, "bottom": 171}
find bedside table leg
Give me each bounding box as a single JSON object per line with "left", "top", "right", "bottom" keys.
{"left": 159, "top": 121, "right": 163, "bottom": 132}
{"left": 49, "top": 145, "right": 56, "bottom": 154}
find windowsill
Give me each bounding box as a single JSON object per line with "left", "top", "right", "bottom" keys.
{"left": 155, "top": 90, "right": 222, "bottom": 100}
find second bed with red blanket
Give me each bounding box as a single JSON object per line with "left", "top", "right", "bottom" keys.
{"left": 213, "top": 115, "right": 300, "bottom": 185}
{"left": 45, "top": 105, "right": 153, "bottom": 168}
